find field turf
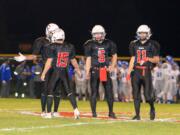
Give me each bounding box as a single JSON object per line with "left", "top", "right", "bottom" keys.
{"left": 0, "top": 98, "right": 180, "bottom": 135}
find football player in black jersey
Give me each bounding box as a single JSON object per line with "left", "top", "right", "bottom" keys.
{"left": 127, "top": 25, "right": 160, "bottom": 120}
{"left": 84, "top": 25, "right": 117, "bottom": 118}
{"left": 14, "top": 23, "right": 61, "bottom": 117}
{"left": 41, "top": 29, "right": 81, "bottom": 119}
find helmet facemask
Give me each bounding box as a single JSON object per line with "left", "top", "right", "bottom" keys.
{"left": 92, "top": 32, "right": 106, "bottom": 43}
{"left": 137, "top": 32, "right": 150, "bottom": 41}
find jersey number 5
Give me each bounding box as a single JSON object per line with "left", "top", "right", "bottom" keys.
{"left": 98, "top": 50, "right": 105, "bottom": 63}
{"left": 56, "top": 52, "right": 69, "bottom": 68}
{"left": 137, "top": 50, "right": 147, "bottom": 63}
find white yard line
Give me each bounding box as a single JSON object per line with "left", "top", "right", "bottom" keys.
{"left": 0, "top": 118, "right": 179, "bottom": 133}
{"left": 0, "top": 121, "right": 117, "bottom": 132}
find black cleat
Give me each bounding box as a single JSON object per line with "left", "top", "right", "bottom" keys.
{"left": 150, "top": 109, "right": 155, "bottom": 120}
{"left": 132, "top": 115, "right": 141, "bottom": 120}
{"left": 109, "top": 112, "right": 117, "bottom": 119}
{"left": 92, "top": 113, "right": 97, "bottom": 118}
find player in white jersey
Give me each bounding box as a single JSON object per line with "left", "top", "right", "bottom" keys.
{"left": 75, "top": 63, "right": 87, "bottom": 101}
{"left": 153, "top": 62, "right": 164, "bottom": 102}
{"left": 168, "top": 63, "right": 180, "bottom": 103}
{"left": 177, "top": 73, "right": 180, "bottom": 102}
{"left": 157, "top": 56, "right": 173, "bottom": 103}
{"left": 110, "top": 65, "right": 119, "bottom": 101}
{"left": 118, "top": 61, "right": 131, "bottom": 102}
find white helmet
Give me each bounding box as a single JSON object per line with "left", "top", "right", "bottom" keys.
{"left": 91, "top": 25, "right": 106, "bottom": 41}
{"left": 45, "top": 23, "right": 59, "bottom": 38}
{"left": 91, "top": 25, "right": 106, "bottom": 34}
{"left": 51, "top": 28, "right": 65, "bottom": 43}
{"left": 136, "top": 24, "right": 152, "bottom": 39}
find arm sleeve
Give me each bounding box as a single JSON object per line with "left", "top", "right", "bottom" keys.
{"left": 84, "top": 42, "right": 92, "bottom": 57}
{"left": 152, "top": 41, "right": 160, "bottom": 56}
{"left": 32, "top": 38, "right": 43, "bottom": 55}
{"left": 129, "top": 41, "right": 135, "bottom": 56}
{"left": 110, "top": 41, "right": 117, "bottom": 55}
{"left": 46, "top": 45, "right": 55, "bottom": 58}
{"left": 69, "top": 45, "right": 76, "bottom": 60}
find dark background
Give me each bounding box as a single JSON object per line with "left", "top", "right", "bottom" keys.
{"left": 0, "top": 0, "right": 179, "bottom": 56}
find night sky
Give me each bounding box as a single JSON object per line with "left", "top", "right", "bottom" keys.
{"left": 0, "top": 0, "right": 179, "bottom": 57}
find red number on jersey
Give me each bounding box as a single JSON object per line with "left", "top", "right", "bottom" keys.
{"left": 137, "top": 50, "right": 147, "bottom": 63}
{"left": 56, "top": 52, "right": 69, "bottom": 68}
{"left": 98, "top": 49, "right": 105, "bottom": 63}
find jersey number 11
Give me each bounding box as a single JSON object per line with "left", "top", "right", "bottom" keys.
{"left": 137, "top": 50, "right": 147, "bottom": 63}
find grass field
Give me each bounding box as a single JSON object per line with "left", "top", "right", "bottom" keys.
{"left": 0, "top": 98, "right": 180, "bottom": 135}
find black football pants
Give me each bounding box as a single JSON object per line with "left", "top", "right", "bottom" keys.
{"left": 47, "top": 68, "right": 77, "bottom": 113}
{"left": 90, "top": 68, "right": 114, "bottom": 115}
{"left": 131, "top": 67, "right": 155, "bottom": 116}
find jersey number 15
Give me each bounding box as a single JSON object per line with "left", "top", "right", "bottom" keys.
{"left": 56, "top": 52, "right": 69, "bottom": 68}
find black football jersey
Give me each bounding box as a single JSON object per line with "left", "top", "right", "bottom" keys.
{"left": 48, "top": 42, "right": 76, "bottom": 69}
{"left": 32, "top": 37, "right": 51, "bottom": 64}
{"left": 84, "top": 39, "right": 117, "bottom": 67}
{"left": 129, "top": 39, "right": 160, "bottom": 67}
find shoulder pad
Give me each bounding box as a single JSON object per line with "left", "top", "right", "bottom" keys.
{"left": 130, "top": 40, "right": 138, "bottom": 44}
{"left": 84, "top": 39, "right": 93, "bottom": 46}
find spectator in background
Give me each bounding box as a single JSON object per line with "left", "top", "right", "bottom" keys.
{"left": 169, "top": 62, "right": 180, "bottom": 103}
{"left": 110, "top": 65, "right": 118, "bottom": 101}
{"left": 177, "top": 74, "right": 180, "bottom": 102}
{"left": 29, "top": 60, "right": 42, "bottom": 98}
{"left": 157, "top": 56, "right": 174, "bottom": 103}
{"left": 80, "top": 57, "right": 91, "bottom": 99}
{"left": 14, "top": 61, "right": 31, "bottom": 98}
{"left": 75, "top": 63, "right": 86, "bottom": 100}
{"left": 152, "top": 62, "right": 164, "bottom": 103}
{"left": 0, "top": 60, "right": 12, "bottom": 97}
{"left": 118, "top": 61, "right": 131, "bottom": 102}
